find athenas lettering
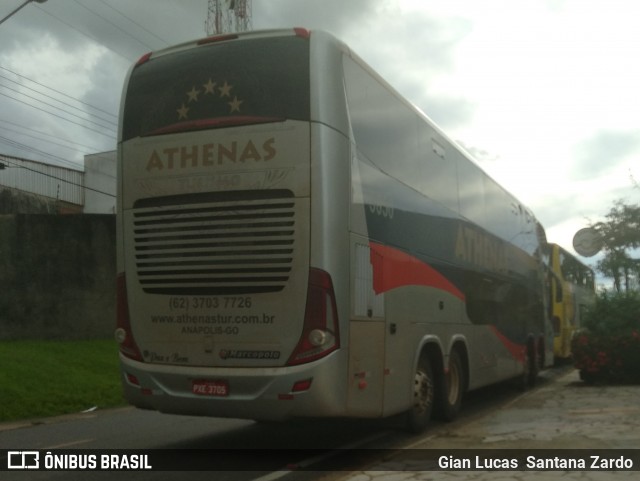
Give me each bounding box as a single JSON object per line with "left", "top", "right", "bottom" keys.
{"left": 146, "top": 138, "right": 276, "bottom": 171}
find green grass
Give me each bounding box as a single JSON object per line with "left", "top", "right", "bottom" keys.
{"left": 0, "top": 339, "right": 125, "bottom": 423}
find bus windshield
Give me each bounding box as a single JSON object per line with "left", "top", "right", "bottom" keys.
{"left": 121, "top": 36, "right": 310, "bottom": 140}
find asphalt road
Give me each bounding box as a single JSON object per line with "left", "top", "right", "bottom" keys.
{"left": 0, "top": 406, "right": 394, "bottom": 481}
{"left": 0, "top": 367, "right": 569, "bottom": 481}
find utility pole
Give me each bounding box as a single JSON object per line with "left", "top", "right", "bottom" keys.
{"left": 205, "top": 0, "right": 252, "bottom": 36}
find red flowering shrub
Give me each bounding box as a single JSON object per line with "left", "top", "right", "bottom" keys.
{"left": 571, "top": 292, "right": 640, "bottom": 384}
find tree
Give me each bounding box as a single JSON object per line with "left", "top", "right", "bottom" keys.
{"left": 591, "top": 200, "right": 640, "bottom": 292}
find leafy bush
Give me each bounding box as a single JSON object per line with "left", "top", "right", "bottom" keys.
{"left": 582, "top": 291, "right": 640, "bottom": 334}
{"left": 572, "top": 291, "right": 640, "bottom": 384}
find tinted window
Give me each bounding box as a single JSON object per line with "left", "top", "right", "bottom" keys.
{"left": 122, "top": 36, "right": 310, "bottom": 140}
{"left": 343, "top": 56, "right": 458, "bottom": 212}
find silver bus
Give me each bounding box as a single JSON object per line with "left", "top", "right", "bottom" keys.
{"left": 116, "top": 28, "right": 552, "bottom": 432}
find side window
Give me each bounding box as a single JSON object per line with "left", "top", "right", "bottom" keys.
{"left": 343, "top": 55, "right": 458, "bottom": 210}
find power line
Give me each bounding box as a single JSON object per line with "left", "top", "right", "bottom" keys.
{"left": 0, "top": 85, "right": 117, "bottom": 131}
{"left": 0, "top": 157, "right": 115, "bottom": 198}
{"left": 0, "top": 119, "right": 107, "bottom": 152}
{"left": 0, "top": 124, "right": 91, "bottom": 157}
{"left": 0, "top": 134, "right": 84, "bottom": 169}
{"left": 0, "top": 1, "right": 178, "bottom": 177}
{"left": 0, "top": 90, "right": 117, "bottom": 139}
{"left": 97, "top": 0, "right": 171, "bottom": 47}
{"left": 0, "top": 66, "right": 118, "bottom": 120}
{"left": 33, "top": 3, "right": 137, "bottom": 63}
{"left": 0, "top": 74, "right": 118, "bottom": 127}
{"left": 72, "top": 0, "right": 156, "bottom": 51}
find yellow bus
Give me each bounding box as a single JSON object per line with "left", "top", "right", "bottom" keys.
{"left": 545, "top": 243, "right": 596, "bottom": 359}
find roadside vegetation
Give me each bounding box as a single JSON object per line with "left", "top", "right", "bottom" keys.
{"left": 572, "top": 290, "right": 640, "bottom": 384}
{"left": 572, "top": 197, "right": 640, "bottom": 384}
{"left": 589, "top": 200, "right": 640, "bottom": 293}
{"left": 0, "top": 339, "right": 125, "bottom": 422}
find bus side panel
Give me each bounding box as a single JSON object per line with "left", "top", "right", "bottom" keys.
{"left": 383, "top": 286, "right": 464, "bottom": 417}
{"left": 346, "top": 321, "right": 385, "bottom": 417}
{"left": 351, "top": 152, "right": 539, "bottom": 391}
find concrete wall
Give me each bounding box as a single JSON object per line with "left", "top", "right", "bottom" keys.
{"left": 0, "top": 214, "right": 116, "bottom": 340}
{"left": 0, "top": 185, "right": 83, "bottom": 215}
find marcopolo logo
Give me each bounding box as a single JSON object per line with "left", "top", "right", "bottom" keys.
{"left": 219, "top": 350, "right": 281, "bottom": 360}
{"left": 7, "top": 451, "right": 39, "bottom": 470}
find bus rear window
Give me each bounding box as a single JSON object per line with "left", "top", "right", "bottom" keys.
{"left": 121, "top": 36, "right": 310, "bottom": 140}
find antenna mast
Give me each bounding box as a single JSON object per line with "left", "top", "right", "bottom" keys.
{"left": 205, "top": 0, "right": 253, "bottom": 35}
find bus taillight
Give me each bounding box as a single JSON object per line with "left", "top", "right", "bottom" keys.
{"left": 134, "top": 52, "right": 152, "bottom": 68}
{"left": 287, "top": 268, "right": 340, "bottom": 366}
{"left": 294, "top": 27, "right": 311, "bottom": 38}
{"left": 115, "top": 273, "right": 143, "bottom": 362}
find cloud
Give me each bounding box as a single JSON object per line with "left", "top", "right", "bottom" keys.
{"left": 0, "top": 30, "right": 118, "bottom": 165}
{"left": 2, "top": 0, "right": 479, "bottom": 167}
{"left": 338, "top": 5, "right": 475, "bottom": 131}
{"left": 0, "top": 0, "right": 205, "bottom": 166}
{"left": 0, "top": 0, "right": 638, "bottom": 270}
{"left": 1, "top": 1, "right": 207, "bottom": 64}
{"left": 572, "top": 130, "right": 640, "bottom": 180}
{"left": 254, "top": 0, "right": 376, "bottom": 35}
{"left": 458, "top": 142, "right": 500, "bottom": 164}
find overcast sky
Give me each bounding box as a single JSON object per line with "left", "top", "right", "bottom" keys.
{"left": 1, "top": 0, "right": 639, "bottom": 273}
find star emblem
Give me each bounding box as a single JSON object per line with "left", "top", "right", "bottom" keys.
{"left": 186, "top": 86, "right": 200, "bottom": 103}
{"left": 177, "top": 103, "right": 189, "bottom": 120}
{"left": 228, "top": 96, "right": 243, "bottom": 113}
{"left": 203, "top": 78, "right": 216, "bottom": 94}
{"left": 174, "top": 78, "right": 243, "bottom": 120}
{"left": 218, "top": 81, "right": 232, "bottom": 98}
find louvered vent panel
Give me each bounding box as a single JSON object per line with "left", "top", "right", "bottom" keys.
{"left": 131, "top": 190, "right": 295, "bottom": 295}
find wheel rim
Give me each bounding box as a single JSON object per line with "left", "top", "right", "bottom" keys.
{"left": 447, "top": 360, "right": 461, "bottom": 404}
{"left": 413, "top": 368, "right": 432, "bottom": 414}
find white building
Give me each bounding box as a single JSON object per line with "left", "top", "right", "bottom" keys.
{"left": 0, "top": 151, "right": 116, "bottom": 214}
{"left": 83, "top": 151, "right": 116, "bottom": 214}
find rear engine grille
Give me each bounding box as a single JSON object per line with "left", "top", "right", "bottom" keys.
{"left": 131, "top": 190, "right": 296, "bottom": 295}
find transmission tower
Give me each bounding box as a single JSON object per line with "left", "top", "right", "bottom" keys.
{"left": 205, "top": 0, "right": 253, "bottom": 35}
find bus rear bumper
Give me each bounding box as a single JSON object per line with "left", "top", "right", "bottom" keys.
{"left": 119, "top": 353, "right": 345, "bottom": 421}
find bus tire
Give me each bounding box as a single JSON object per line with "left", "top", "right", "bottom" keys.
{"left": 405, "top": 355, "right": 435, "bottom": 433}
{"left": 436, "top": 349, "right": 465, "bottom": 421}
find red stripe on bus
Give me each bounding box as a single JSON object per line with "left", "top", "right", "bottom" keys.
{"left": 369, "top": 242, "right": 465, "bottom": 301}
{"left": 144, "top": 116, "right": 285, "bottom": 136}
{"left": 489, "top": 325, "right": 526, "bottom": 363}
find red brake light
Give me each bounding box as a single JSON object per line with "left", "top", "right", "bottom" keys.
{"left": 292, "top": 379, "right": 313, "bottom": 392}
{"left": 126, "top": 373, "right": 140, "bottom": 386}
{"left": 116, "top": 273, "right": 143, "bottom": 361}
{"left": 287, "top": 268, "right": 340, "bottom": 366}
{"left": 134, "top": 52, "right": 152, "bottom": 68}
{"left": 294, "top": 28, "right": 311, "bottom": 39}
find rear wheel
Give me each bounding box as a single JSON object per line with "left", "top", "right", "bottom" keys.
{"left": 436, "top": 349, "right": 465, "bottom": 421}
{"left": 406, "top": 356, "right": 435, "bottom": 433}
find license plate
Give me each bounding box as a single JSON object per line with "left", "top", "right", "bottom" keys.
{"left": 192, "top": 380, "right": 229, "bottom": 397}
